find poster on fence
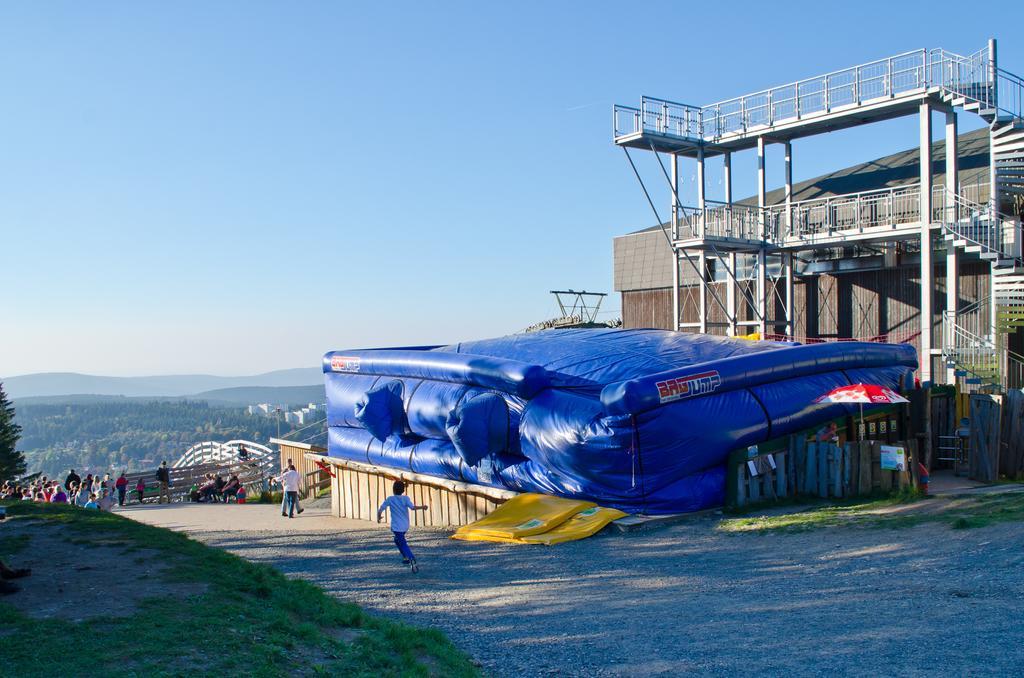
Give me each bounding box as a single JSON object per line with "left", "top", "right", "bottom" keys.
{"left": 880, "top": 445, "right": 906, "bottom": 471}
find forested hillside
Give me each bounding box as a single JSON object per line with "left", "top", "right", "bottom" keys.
{"left": 15, "top": 400, "right": 317, "bottom": 478}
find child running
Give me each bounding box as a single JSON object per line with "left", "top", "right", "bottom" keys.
{"left": 376, "top": 481, "right": 427, "bottom": 573}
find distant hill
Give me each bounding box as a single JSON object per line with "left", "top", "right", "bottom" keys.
{"left": 12, "top": 383, "right": 326, "bottom": 408}
{"left": 1, "top": 367, "right": 323, "bottom": 400}
{"left": 188, "top": 384, "right": 325, "bottom": 406}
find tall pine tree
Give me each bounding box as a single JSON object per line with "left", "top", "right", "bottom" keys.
{"left": 0, "top": 381, "right": 26, "bottom": 481}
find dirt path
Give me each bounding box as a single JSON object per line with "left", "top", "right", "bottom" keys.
{"left": 121, "top": 503, "right": 1024, "bottom": 676}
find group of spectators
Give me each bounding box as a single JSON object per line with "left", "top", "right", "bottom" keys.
{"left": 0, "top": 469, "right": 146, "bottom": 511}
{"left": 189, "top": 473, "right": 245, "bottom": 503}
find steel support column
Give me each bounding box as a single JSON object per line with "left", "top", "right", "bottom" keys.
{"left": 920, "top": 103, "right": 934, "bottom": 385}
{"left": 784, "top": 141, "right": 794, "bottom": 336}
{"left": 697, "top": 147, "right": 707, "bottom": 333}
{"left": 987, "top": 38, "right": 999, "bottom": 349}
{"left": 757, "top": 137, "right": 767, "bottom": 337}
{"left": 727, "top": 253, "right": 737, "bottom": 336}
{"left": 989, "top": 37, "right": 999, "bottom": 216}
{"left": 945, "top": 110, "right": 959, "bottom": 384}
{"left": 724, "top": 151, "right": 737, "bottom": 336}
{"left": 671, "top": 153, "right": 680, "bottom": 331}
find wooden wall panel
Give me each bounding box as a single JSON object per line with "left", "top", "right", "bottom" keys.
{"left": 321, "top": 455, "right": 508, "bottom": 527}
{"left": 622, "top": 288, "right": 673, "bottom": 330}
{"left": 622, "top": 262, "right": 991, "bottom": 355}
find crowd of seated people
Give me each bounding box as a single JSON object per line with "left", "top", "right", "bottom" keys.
{"left": 189, "top": 473, "right": 243, "bottom": 503}
{"left": 1, "top": 478, "right": 70, "bottom": 503}
{"left": 1, "top": 472, "right": 119, "bottom": 511}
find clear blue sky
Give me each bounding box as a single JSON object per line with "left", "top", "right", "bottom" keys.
{"left": 2, "top": 1, "right": 1021, "bottom": 376}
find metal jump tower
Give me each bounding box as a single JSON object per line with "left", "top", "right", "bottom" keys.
{"left": 614, "top": 39, "right": 1024, "bottom": 390}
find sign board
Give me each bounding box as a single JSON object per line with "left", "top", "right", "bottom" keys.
{"left": 746, "top": 454, "right": 776, "bottom": 477}
{"left": 880, "top": 445, "right": 906, "bottom": 471}
{"left": 477, "top": 457, "right": 493, "bottom": 484}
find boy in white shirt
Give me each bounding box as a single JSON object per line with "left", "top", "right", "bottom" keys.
{"left": 377, "top": 481, "right": 427, "bottom": 572}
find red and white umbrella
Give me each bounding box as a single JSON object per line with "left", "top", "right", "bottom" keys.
{"left": 815, "top": 383, "right": 909, "bottom": 431}
{"left": 815, "top": 384, "right": 908, "bottom": 405}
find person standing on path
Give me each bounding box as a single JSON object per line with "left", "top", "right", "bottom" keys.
{"left": 279, "top": 458, "right": 304, "bottom": 516}
{"left": 377, "top": 481, "right": 428, "bottom": 573}
{"left": 156, "top": 461, "right": 171, "bottom": 504}
{"left": 115, "top": 472, "right": 128, "bottom": 506}
{"left": 275, "top": 464, "right": 301, "bottom": 518}
{"left": 135, "top": 477, "right": 146, "bottom": 503}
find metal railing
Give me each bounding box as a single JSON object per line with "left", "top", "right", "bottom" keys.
{"left": 770, "top": 184, "right": 922, "bottom": 240}
{"left": 614, "top": 44, "right": 1023, "bottom": 142}
{"left": 994, "top": 68, "right": 1024, "bottom": 119}
{"left": 951, "top": 297, "right": 993, "bottom": 342}
{"left": 942, "top": 310, "right": 1024, "bottom": 391}
{"left": 665, "top": 179, "right": 1023, "bottom": 263}
{"left": 936, "top": 189, "right": 1023, "bottom": 260}
{"left": 942, "top": 312, "right": 999, "bottom": 384}
{"left": 675, "top": 201, "right": 763, "bottom": 241}
{"left": 613, "top": 105, "right": 642, "bottom": 138}
{"left": 703, "top": 49, "right": 928, "bottom": 138}
{"left": 929, "top": 46, "right": 992, "bottom": 105}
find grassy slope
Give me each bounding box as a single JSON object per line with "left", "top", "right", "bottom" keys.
{"left": 0, "top": 503, "right": 478, "bottom": 677}
{"left": 718, "top": 489, "right": 1024, "bottom": 533}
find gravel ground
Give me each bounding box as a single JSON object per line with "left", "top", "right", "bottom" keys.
{"left": 123, "top": 504, "right": 1024, "bottom": 676}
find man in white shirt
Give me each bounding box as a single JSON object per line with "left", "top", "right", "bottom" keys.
{"left": 279, "top": 458, "right": 304, "bottom": 517}
{"left": 276, "top": 464, "right": 301, "bottom": 518}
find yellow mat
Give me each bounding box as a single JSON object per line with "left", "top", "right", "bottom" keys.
{"left": 452, "top": 493, "right": 595, "bottom": 541}
{"left": 452, "top": 493, "right": 626, "bottom": 545}
{"left": 518, "top": 506, "right": 628, "bottom": 545}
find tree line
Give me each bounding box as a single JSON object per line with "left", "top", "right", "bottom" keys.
{"left": 0, "top": 382, "right": 26, "bottom": 481}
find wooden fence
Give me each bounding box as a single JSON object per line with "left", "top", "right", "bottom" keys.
{"left": 306, "top": 453, "right": 516, "bottom": 527}
{"left": 121, "top": 459, "right": 266, "bottom": 504}
{"left": 729, "top": 438, "right": 919, "bottom": 508}
{"left": 273, "top": 439, "right": 330, "bottom": 500}
{"left": 999, "top": 390, "right": 1024, "bottom": 480}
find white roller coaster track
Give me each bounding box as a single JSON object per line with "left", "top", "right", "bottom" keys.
{"left": 174, "top": 439, "right": 278, "bottom": 479}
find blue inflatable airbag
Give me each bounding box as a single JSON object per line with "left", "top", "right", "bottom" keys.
{"left": 355, "top": 380, "right": 406, "bottom": 441}
{"left": 324, "top": 329, "right": 917, "bottom": 514}
{"left": 446, "top": 392, "right": 510, "bottom": 466}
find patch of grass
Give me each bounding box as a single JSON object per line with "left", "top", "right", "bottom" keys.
{"left": 945, "top": 492, "right": 1024, "bottom": 529}
{"left": 0, "top": 532, "right": 31, "bottom": 558}
{"left": 252, "top": 490, "right": 284, "bottom": 504}
{"left": 0, "top": 502, "right": 478, "bottom": 677}
{"left": 718, "top": 487, "right": 1024, "bottom": 534}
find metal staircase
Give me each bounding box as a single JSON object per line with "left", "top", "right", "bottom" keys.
{"left": 612, "top": 41, "right": 1024, "bottom": 388}
{"left": 991, "top": 120, "right": 1024, "bottom": 211}
{"left": 937, "top": 191, "right": 1024, "bottom": 391}
{"left": 943, "top": 306, "right": 1024, "bottom": 390}
{"left": 933, "top": 47, "right": 1024, "bottom": 391}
